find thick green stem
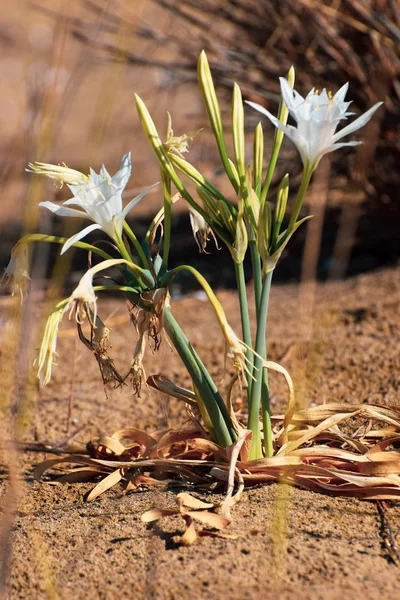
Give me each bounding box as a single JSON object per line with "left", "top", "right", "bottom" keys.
{"left": 164, "top": 307, "right": 235, "bottom": 447}
{"left": 288, "top": 167, "right": 313, "bottom": 231}
{"left": 189, "top": 344, "right": 237, "bottom": 443}
{"left": 261, "top": 366, "right": 273, "bottom": 457}
{"left": 247, "top": 270, "right": 273, "bottom": 460}
{"left": 234, "top": 261, "right": 253, "bottom": 389}
{"left": 249, "top": 241, "right": 262, "bottom": 322}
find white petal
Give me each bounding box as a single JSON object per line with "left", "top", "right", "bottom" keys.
{"left": 39, "top": 201, "right": 85, "bottom": 219}
{"left": 63, "top": 196, "right": 86, "bottom": 207}
{"left": 99, "top": 164, "right": 112, "bottom": 181}
{"left": 324, "top": 141, "right": 362, "bottom": 153}
{"left": 112, "top": 152, "right": 132, "bottom": 190}
{"left": 333, "top": 102, "right": 383, "bottom": 142}
{"left": 334, "top": 82, "right": 349, "bottom": 102}
{"left": 279, "top": 77, "right": 304, "bottom": 110}
{"left": 60, "top": 223, "right": 103, "bottom": 255}
{"left": 119, "top": 182, "right": 159, "bottom": 222}
{"left": 245, "top": 100, "right": 270, "bottom": 117}
{"left": 246, "top": 101, "right": 290, "bottom": 133}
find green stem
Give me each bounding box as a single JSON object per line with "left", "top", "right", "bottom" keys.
{"left": 234, "top": 261, "right": 253, "bottom": 389}
{"left": 92, "top": 284, "right": 139, "bottom": 294}
{"left": 14, "top": 234, "right": 114, "bottom": 262}
{"left": 249, "top": 241, "right": 262, "bottom": 322}
{"left": 188, "top": 343, "right": 237, "bottom": 443}
{"left": 288, "top": 167, "right": 313, "bottom": 231}
{"left": 164, "top": 307, "right": 235, "bottom": 447}
{"left": 122, "top": 222, "right": 149, "bottom": 268}
{"left": 261, "top": 365, "right": 273, "bottom": 457}
{"left": 161, "top": 172, "right": 172, "bottom": 271}
{"left": 247, "top": 270, "right": 273, "bottom": 460}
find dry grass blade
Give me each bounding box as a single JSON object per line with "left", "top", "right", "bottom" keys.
{"left": 177, "top": 492, "right": 214, "bottom": 509}
{"left": 141, "top": 508, "right": 179, "bottom": 523}
{"left": 185, "top": 510, "right": 231, "bottom": 529}
{"left": 221, "top": 428, "right": 250, "bottom": 519}
{"left": 263, "top": 360, "right": 295, "bottom": 446}
{"left": 179, "top": 521, "right": 199, "bottom": 546}
{"left": 156, "top": 427, "right": 225, "bottom": 459}
{"left": 277, "top": 410, "right": 361, "bottom": 455}
{"left": 86, "top": 469, "right": 124, "bottom": 501}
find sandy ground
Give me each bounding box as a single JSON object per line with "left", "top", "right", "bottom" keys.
{"left": 1, "top": 264, "right": 400, "bottom": 599}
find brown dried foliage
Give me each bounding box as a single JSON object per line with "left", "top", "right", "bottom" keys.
{"left": 34, "top": 371, "right": 400, "bottom": 543}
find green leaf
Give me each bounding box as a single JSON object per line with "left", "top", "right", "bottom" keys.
{"left": 197, "top": 51, "right": 238, "bottom": 191}
{"left": 232, "top": 82, "right": 245, "bottom": 179}
{"left": 271, "top": 173, "right": 289, "bottom": 249}
{"left": 253, "top": 122, "right": 264, "bottom": 196}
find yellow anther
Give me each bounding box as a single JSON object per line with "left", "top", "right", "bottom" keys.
{"left": 328, "top": 90, "right": 333, "bottom": 99}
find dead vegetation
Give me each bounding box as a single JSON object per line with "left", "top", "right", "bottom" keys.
{"left": 33, "top": 386, "right": 400, "bottom": 544}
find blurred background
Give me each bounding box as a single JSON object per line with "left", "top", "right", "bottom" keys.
{"left": 1, "top": 0, "right": 399, "bottom": 290}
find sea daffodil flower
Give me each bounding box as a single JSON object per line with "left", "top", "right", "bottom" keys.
{"left": 66, "top": 258, "right": 131, "bottom": 325}
{"left": 28, "top": 153, "right": 157, "bottom": 254}
{"left": 246, "top": 80, "right": 383, "bottom": 171}
{"left": 37, "top": 259, "right": 133, "bottom": 384}
{"left": 1, "top": 243, "right": 30, "bottom": 303}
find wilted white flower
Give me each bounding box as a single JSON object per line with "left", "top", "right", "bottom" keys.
{"left": 224, "top": 324, "right": 254, "bottom": 385}
{"left": 163, "top": 112, "right": 201, "bottom": 159}
{"left": 247, "top": 79, "right": 383, "bottom": 170}
{"left": 189, "top": 208, "right": 219, "bottom": 253}
{"left": 28, "top": 153, "right": 157, "bottom": 254}
{"left": 36, "top": 306, "right": 64, "bottom": 385}
{"left": 1, "top": 244, "right": 30, "bottom": 303}
{"left": 66, "top": 269, "right": 98, "bottom": 325}
{"left": 37, "top": 258, "right": 129, "bottom": 385}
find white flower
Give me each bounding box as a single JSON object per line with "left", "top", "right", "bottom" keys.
{"left": 28, "top": 153, "right": 157, "bottom": 254}
{"left": 1, "top": 244, "right": 30, "bottom": 303}
{"left": 246, "top": 79, "right": 383, "bottom": 170}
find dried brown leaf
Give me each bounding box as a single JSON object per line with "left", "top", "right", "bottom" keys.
{"left": 186, "top": 510, "right": 231, "bottom": 529}
{"left": 177, "top": 492, "right": 214, "bottom": 510}
{"left": 86, "top": 468, "right": 123, "bottom": 501}
{"left": 141, "top": 508, "right": 179, "bottom": 523}
{"left": 179, "top": 521, "right": 199, "bottom": 546}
